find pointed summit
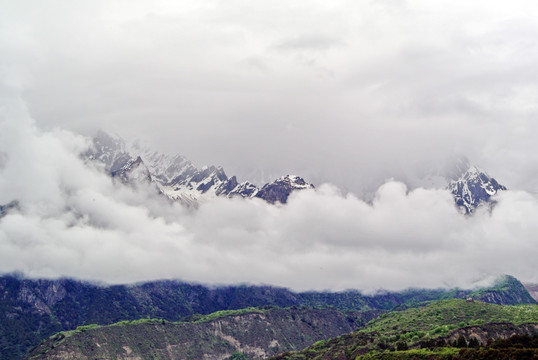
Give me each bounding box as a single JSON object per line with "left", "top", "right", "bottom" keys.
{"left": 449, "top": 163, "right": 507, "bottom": 213}
{"left": 398, "top": 155, "right": 507, "bottom": 214}
{"left": 255, "top": 175, "right": 315, "bottom": 204}
{"left": 111, "top": 156, "right": 152, "bottom": 185}
{"left": 85, "top": 131, "right": 131, "bottom": 174}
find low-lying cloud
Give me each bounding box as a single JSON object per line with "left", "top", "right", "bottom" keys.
{"left": 0, "top": 97, "right": 537, "bottom": 292}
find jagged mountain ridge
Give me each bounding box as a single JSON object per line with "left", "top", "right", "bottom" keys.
{"left": 399, "top": 156, "right": 506, "bottom": 214}
{"left": 447, "top": 161, "right": 507, "bottom": 213}
{"left": 85, "top": 132, "right": 506, "bottom": 211}
{"left": 84, "top": 131, "right": 314, "bottom": 205}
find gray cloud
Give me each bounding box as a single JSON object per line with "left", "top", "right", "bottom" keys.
{"left": 275, "top": 35, "right": 343, "bottom": 52}
{"left": 0, "top": 99, "right": 536, "bottom": 291}
{"left": 1, "top": 1, "right": 538, "bottom": 291}
{"left": 0, "top": 1, "right": 534, "bottom": 196}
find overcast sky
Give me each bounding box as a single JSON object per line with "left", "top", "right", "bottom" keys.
{"left": 3, "top": 0, "right": 538, "bottom": 192}
{"left": 1, "top": 1, "right": 538, "bottom": 291}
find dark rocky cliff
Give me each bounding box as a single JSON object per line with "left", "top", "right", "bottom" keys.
{"left": 27, "top": 308, "right": 366, "bottom": 360}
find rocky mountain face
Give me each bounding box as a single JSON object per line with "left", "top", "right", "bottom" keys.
{"left": 399, "top": 156, "right": 506, "bottom": 214}
{"left": 84, "top": 131, "right": 314, "bottom": 206}
{"left": 255, "top": 175, "right": 313, "bottom": 204}
{"left": 444, "top": 323, "right": 538, "bottom": 347}
{"left": 470, "top": 275, "right": 538, "bottom": 306}
{"left": 26, "top": 307, "right": 367, "bottom": 360}
{"left": 448, "top": 162, "right": 507, "bottom": 214}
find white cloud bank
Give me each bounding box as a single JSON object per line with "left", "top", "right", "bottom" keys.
{"left": 0, "top": 96, "right": 536, "bottom": 292}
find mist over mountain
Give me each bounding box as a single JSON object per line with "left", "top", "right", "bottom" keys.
{"left": 84, "top": 130, "right": 315, "bottom": 206}
{"left": 3, "top": 1, "right": 538, "bottom": 195}
{"left": 82, "top": 130, "right": 506, "bottom": 214}
{"left": 0, "top": 98, "right": 535, "bottom": 292}
{"left": 1, "top": 0, "right": 538, "bottom": 296}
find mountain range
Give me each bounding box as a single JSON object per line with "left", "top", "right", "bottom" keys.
{"left": 0, "top": 274, "right": 535, "bottom": 359}
{"left": 0, "top": 130, "right": 508, "bottom": 214}
{"left": 82, "top": 131, "right": 506, "bottom": 213}
{"left": 84, "top": 131, "right": 314, "bottom": 206}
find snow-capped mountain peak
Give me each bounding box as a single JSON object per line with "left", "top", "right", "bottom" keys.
{"left": 85, "top": 131, "right": 131, "bottom": 174}
{"left": 85, "top": 132, "right": 505, "bottom": 212}
{"left": 254, "top": 175, "right": 315, "bottom": 204}
{"left": 84, "top": 132, "right": 315, "bottom": 206}
{"left": 449, "top": 163, "right": 507, "bottom": 213}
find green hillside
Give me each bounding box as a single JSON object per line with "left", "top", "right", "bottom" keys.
{"left": 26, "top": 307, "right": 371, "bottom": 360}
{"left": 364, "top": 299, "right": 538, "bottom": 338}
{"left": 272, "top": 299, "right": 538, "bottom": 360}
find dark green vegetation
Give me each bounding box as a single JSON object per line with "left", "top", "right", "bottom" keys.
{"left": 271, "top": 299, "right": 538, "bottom": 360}
{"left": 356, "top": 334, "right": 538, "bottom": 359}
{"left": 1, "top": 274, "right": 535, "bottom": 359}
{"left": 27, "top": 307, "right": 367, "bottom": 359}
{"left": 363, "top": 299, "right": 538, "bottom": 338}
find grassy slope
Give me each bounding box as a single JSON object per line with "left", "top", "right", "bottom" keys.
{"left": 364, "top": 299, "right": 538, "bottom": 338}
{"left": 272, "top": 299, "right": 538, "bottom": 360}
{"left": 358, "top": 333, "right": 538, "bottom": 360}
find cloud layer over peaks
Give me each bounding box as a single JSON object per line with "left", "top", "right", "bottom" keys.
{"left": 0, "top": 98, "right": 536, "bottom": 291}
